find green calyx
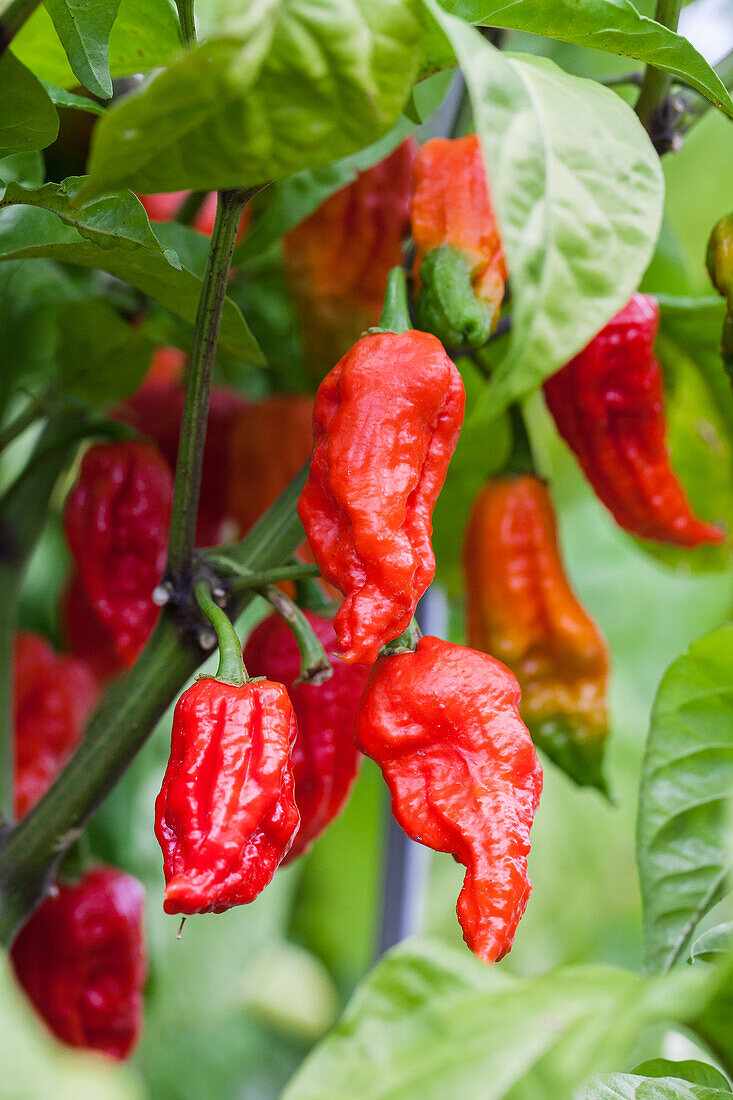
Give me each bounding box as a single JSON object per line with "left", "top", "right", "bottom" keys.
{"left": 706, "top": 212, "right": 733, "bottom": 311}
{"left": 416, "top": 244, "right": 493, "bottom": 349}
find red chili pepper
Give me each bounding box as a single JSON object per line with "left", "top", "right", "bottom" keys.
{"left": 137, "top": 192, "right": 248, "bottom": 240}
{"left": 155, "top": 678, "right": 299, "bottom": 915}
{"left": 116, "top": 380, "right": 247, "bottom": 546}
{"left": 411, "top": 134, "right": 507, "bottom": 348}
{"left": 13, "top": 632, "right": 98, "bottom": 818}
{"left": 61, "top": 570, "right": 124, "bottom": 683}
{"left": 298, "top": 323, "right": 465, "bottom": 664}
{"left": 144, "top": 345, "right": 187, "bottom": 387}
{"left": 244, "top": 610, "right": 369, "bottom": 860}
{"left": 11, "top": 867, "right": 146, "bottom": 1060}
{"left": 284, "top": 140, "right": 416, "bottom": 380}
{"left": 63, "top": 441, "right": 173, "bottom": 668}
{"left": 543, "top": 294, "right": 723, "bottom": 547}
{"left": 355, "top": 635, "right": 542, "bottom": 963}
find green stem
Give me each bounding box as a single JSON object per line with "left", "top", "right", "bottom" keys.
{"left": 294, "top": 576, "right": 334, "bottom": 615}
{"left": 175, "top": 0, "right": 196, "bottom": 46}
{"left": 377, "top": 268, "right": 412, "bottom": 334}
{"left": 0, "top": 468, "right": 307, "bottom": 945}
{"left": 635, "top": 0, "right": 683, "bottom": 126}
{"left": 0, "top": 0, "right": 43, "bottom": 58}
{"left": 205, "top": 557, "right": 319, "bottom": 591}
{"left": 262, "top": 585, "right": 332, "bottom": 685}
{"left": 194, "top": 581, "right": 246, "bottom": 686}
{"left": 381, "top": 618, "right": 421, "bottom": 656}
{"left": 165, "top": 189, "right": 252, "bottom": 587}
{"left": 504, "top": 404, "right": 536, "bottom": 477}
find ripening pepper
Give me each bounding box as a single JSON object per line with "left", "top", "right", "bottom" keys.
{"left": 463, "top": 476, "right": 610, "bottom": 790}
{"left": 411, "top": 134, "right": 507, "bottom": 349}
{"left": 155, "top": 677, "right": 299, "bottom": 915}
{"left": 543, "top": 293, "right": 724, "bottom": 547}
{"left": 244, "top": 610, "right": 369, "bottom": 861}
{"left": 64, "top": 441, "right": 174, "bottom": 668}
{"left": 298, "top": 323, "right": 465, "bottom": 664}
{"left": 13, "top": 632, "right": 98, "bottom": 818}
{"left": 283, "top": 140, "right": 415, "bottom": 380}
{"left": 115, "top": 379, "right": 247, "bottom": 546}
{"left": 706, "top": 213, "right": 733, "bottom": 376}
{"left": 11, "top": 866, "right": 146, "bottom": 1060}
{"left": 226, "top": 395, "right": 314, "bottom": 539}
{"left": 355, "top": 635, "right": 542, "bottom": 963}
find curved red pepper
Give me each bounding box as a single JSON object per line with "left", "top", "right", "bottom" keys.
{"left": 63, "top": 441, "right": 173, "bottom": 668}
{"left": 355, "top": 636, "right": 542, "bottom": 963}
{"left": 244, "top": 610, "right": 369, "bottom": 861}
{"left": 11, "top": 867, "right": 146, "bottom": 1060}
{"left": 115, "top": 380, "right": 247, "bottom": 546}
{"left": 154, "top": 678, "right": 299, "bottom": 915}
{"left": 543, "top": 294, "right": 723, "bottom": 547}
{"left": 298, "top": 330, "right": 465, "bottom": 663}
{"left": 14, "top": 632, "right": 98, "bottom": 818}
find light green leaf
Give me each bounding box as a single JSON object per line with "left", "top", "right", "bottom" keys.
{"left": 44, "top": 0, "right": 122, "bottom": 99}
{"left": 0, "top": 179, "right": 263, "bottom": 361}
{"left": 0, "top": 151, "right": 44, "bottom": 187}
{"left": 82, "top": 0, "right": 422, "bottom": 198}
{"left": 0, "top": 52, "right": 59, "bottom": 159}
{"left": 635, "top": 296, "right": 733, "bottom": 573}
{"left": 234, "top": 69, "right": 453, "bottom": 265}
{"left": 40, "top": 81, "right": 106, "bottom": 115}
{"left": 633, "top": 1061, "right": 731, "bottom": 1091}
{"left": 13, "top": 0, "right": 180, "bottom": 89}
{"left": 637, "top": 624, "right": 733, "bottom": 974}
{"left": 580, "top": 1075, "right": 731, "bottom": 1098}
{"left": 283, "top": 938, "right": 706, "bottom": 1100}
{"left": 56, "top": 299, "right": 156, "bottom": 405}
{"left": 443, "top": 0, "right": 733, "bottom": 119}
{"left": 424, "top": 6, "right": 664, "bottom": 422}
{"left": 690, "top": 923, "right": 733, "bottom": 965}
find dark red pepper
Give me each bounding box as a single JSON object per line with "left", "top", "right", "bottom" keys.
{"left": 13, "top": 632, "right": 98, "bottom": 818}
{"left": 244, "top": 610, "right": 369, "bottom": 861}
{"left": 543, "top": 294, "right": 723, "bottom": 547}
{"left": 155, "top": 676, "right": 299, "bottom": 914}
{"left": 355, "top": 635, "right": 542, "bottom": 963}
{"left": 61, "top": 571, "right": 125, "bottom": 683}
{"left": 298, "top": 297, "right": 465, "bottom": 663}
{"left": 63, "top": 440, "right": 173, "bottom": 668}
{"left": 11, "top": 866, "right": 146, "bottom": 1060}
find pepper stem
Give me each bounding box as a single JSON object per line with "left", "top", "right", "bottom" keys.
{"left": 294, "top": 575, "right": 334, "bottom": 615}
{"left": 262, "top": 586, "right": 333, "bottom": 686}
{"left": 504, "top": 404, "right": 536, "bottom": 477}
{"left": 194, "top": 581, "right": 246, "bottom": 686}
{"left": 381, "top": 618, "right": 422, "bottom": 656}
{"left": 377, "top": 267, "right": 412, "bottom": 334}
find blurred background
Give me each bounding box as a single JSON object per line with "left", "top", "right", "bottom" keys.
{"left": 1, "top": 0, "right": 732, "bottom": 1095}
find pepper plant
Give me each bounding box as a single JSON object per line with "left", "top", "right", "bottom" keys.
{"left": 0, "top": 0, "right": 732, "bottom": 1095}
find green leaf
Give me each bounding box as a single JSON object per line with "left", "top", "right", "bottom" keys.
{"left": 283, "top": 938, "right": 706, "bottom": 1100}
{"left": 0, "top": 152, "right": 44, "bottom": 187}
{"left": 423, "top": 6, "right": 664, "bottom": 422}
{"left": 633, "top": 297, "right": 733, "bottom": 574}
{"left": 0, "top": 179, "right": 263, "bottom": 361}
{"left": 81, "top": 0, "right": 423, "bottom": 198}
{"left": 633, "top": 1061, "right": 731, "bottom": 1091}
{"left": 234, "top": 69, "right": 453, "bottom": 265}
{"left": 40, "top": 80, "right": 106, "bottom": 116}
{"left": 443, "top": 0, "right": 733, "bottom": 120}
{"left": 580, "top": 1075, "right": 731, "bottom": 1098}
{"left": 690, "top": 923, "right": 733, "bottom": 965}
{"left": 44, "top": 0, "right": 122, "bottom": 99}
{"left": 56, "top": 299, "right": 156, "bottom": 405}
{"left": 13, "top": 0, "right": 180, "bottom": 89}
{"left": 637, "top": 623, "right": 733, "bottom": 974}
{"left": 0, "top": 53, "right": 59, "bottom": 159}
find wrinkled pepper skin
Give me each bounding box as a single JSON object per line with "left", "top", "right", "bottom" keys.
{"left": 244, "top": 611, "right": 369, "bottom": 861}
{"left": 298, "top": 331, "right": 465, "bottom": 664}
{"left": 14, "top": 632, "right": 98, "bottom": 818}
{"left": 11, "top": 867, "right": 146, "bottom": 1060}
{"left": 62, "top": 570, "right": 126, "bottom": 683}
{"left": 463, "top": 476, "right": 610, "bottom": 790}
{"left": 544, "top": 294, "right": 723, "bottom": 547}
{"left": 64, "top": 441, "right": 174, "bottom": 668}
{"left": 411, "top": 135, "right": 507, "bottom": 348}
{"left": 226, "top": 395, "right": 314, "bottom": 539}
{"left": 116, "top": 380, "right": 247, "bottom": 546}
{"left": 155, "top": 678, "right": 299, "bottom": 915}
{"left": 355, "top": 636, "right": 542, "bottom": 963}
{"left": 283, "top": 140, "right": 415, "bottom": 380}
